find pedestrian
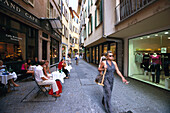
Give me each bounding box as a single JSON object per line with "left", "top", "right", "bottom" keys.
{"left": 99, "top": 52, "right": 107, "bottom": 67}
{"left": 63, "top": 52, "right": 66, "bottom": 60}
{"left": 98, "top": 50, "right": 128, "bottom": 113}
{"left": 87, "top": 52, "right": 90, "bottom": 62}
{"left": 75, "top": 53, "right": 79, "bottom": 65}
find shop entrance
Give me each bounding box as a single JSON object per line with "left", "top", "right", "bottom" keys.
{"left": 42, "top": 40, "right": 47, "bottom": 60}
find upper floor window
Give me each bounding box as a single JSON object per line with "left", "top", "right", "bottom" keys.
{"left": 49, "top": 3, "right": 53, "bottom": 18}
{"left": 95, "top": 0, "right": 103, "bottom": 28}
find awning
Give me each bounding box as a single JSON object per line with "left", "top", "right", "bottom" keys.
{"left": 49, "top": 19, "right": 62, "bottom": 29}
{"left": 40, "top": 17, "right": 62, "bottom": 30}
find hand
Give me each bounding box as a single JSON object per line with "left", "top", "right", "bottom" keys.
{"left": 122, "top": 77, "right": 129, "bottom": 85}
{"left": 104, "top": 65, "right": 108, "bottom": 69}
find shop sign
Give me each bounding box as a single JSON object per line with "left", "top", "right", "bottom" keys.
{"left": 0, "top": 0, "right": 40, "bottom": 25}
{"left": 161, "top": 47, "right": 167, "bottom": 53}
{"left": 6, "top": 34, "right": 22, "bottom": 41}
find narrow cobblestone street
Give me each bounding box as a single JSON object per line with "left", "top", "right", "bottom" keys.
{"left": 0, "top": 59, "right": 170, "bottom": 113}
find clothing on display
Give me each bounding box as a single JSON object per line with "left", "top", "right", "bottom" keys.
{"left": 142, "top": 53, "right": 150, "bottom": 71}
{"left": 135, "top": 53, "right": 143, "bottom": 63}
{"left": 150, "top": 64, "right": 160, "bottom": 83}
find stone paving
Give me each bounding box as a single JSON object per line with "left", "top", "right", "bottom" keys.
{"left": 0, "top": 59, "right": 170, "bottom": 113}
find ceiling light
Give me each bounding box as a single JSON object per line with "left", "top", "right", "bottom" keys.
{"left": 155, "top": 34, "right": 158, "bottom": 36}
{"left": 168, "top": 37, "right": 170, "bottom": 40}
{"left": 164, "top": 32, "right": 169, "bottom": 34}
{"left": 147, "top": 36, "right": 150, "bottom": 38}
{"left": 140, "top": 37, "right": 143, "bottom": 39}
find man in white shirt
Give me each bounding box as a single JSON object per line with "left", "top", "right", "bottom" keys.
{"left": 75, "top": 53, "right": 79, "bottom": 65}
{"left": 34, "top": 61, "right": 60, "bottom": 97}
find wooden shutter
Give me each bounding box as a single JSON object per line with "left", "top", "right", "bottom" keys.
{"left": 95, "top": 9, "right": 97, "bottom": 27}
{"left": 91, "top": 16, "right": 93, "bottom": 32}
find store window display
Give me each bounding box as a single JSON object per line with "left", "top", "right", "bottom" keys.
{"left": 129, "top": 30, "right": 170, "bottom": 89}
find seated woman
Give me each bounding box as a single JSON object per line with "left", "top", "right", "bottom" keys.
{"left": 43, "top": 60, "right": 62, "bottom": 94}
{"left": 43, "top": 60, "right": 51, "bottom": 78}
{"left": 0, "top": 60, "right": 19, "bottom": 92}
{"left": 58, "top": 59, "right": 70, "bottom": 79}
{"left": 21, "top": 59, "right": 34, "bottom": 79}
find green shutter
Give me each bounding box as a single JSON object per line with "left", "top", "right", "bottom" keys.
{"left": 100, "top": 0, "right": 103, "bottom": 23}
{"left": 88, "top": 22, "right": 89, "bottom": 34}
{"left": 95, "top": 9, "right": 97, "bottom": 27}
{"left": 91, "top": 0, "right": 93, "bottom": 5}
{"left": 91, "top": 16, "right": 93, "bottom": 32}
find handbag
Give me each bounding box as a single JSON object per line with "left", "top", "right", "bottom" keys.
{"left": 95, "top": 69, "right": 107, "bottom": 86}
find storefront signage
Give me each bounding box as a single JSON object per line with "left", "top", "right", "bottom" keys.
{"left": 161, "top": 47, "right": 167, "bottom": 53}
{"left": 0, "top": 0, "right": 40, "bottom": 25}
{"left": 6, "top": 34, "right": 22, "bottom": 41}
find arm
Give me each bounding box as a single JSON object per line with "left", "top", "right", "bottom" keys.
{"left": 47, "top": 67, "right": 51, "bottom": 74}
{"left": 113, "top": 61, "right": 127, "bottom": 83}
{"left": 43, "top": 67, "right": 48, "bottom": 76}
{"left": 98, "top": 61, "right": 107, "bottom": 71}
{"left": 41, "top": 77, "right": 48, "bottom": 80}
{"left": 24, "top": 63, "right": 27, "bottom": 70}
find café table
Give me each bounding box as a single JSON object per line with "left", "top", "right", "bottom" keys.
{"left": 0, "top": 72, "right": 17, "bottom": 85}
{"left": 65, "top": 65, "right": 72, "bottom": 72}
{"left": 51, "top": 71, "right": 66, "bottom": 83}
{"left": 28, "top": 65, "right": 36, "bottom": 71}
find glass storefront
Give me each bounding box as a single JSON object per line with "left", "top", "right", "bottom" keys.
{"left": 50, "top": 38, "right": 59, "bottom": 65}
{"left": 129, "top": 30, "right": 170, "bottom": 89}
{"left": 0, "top": 13, "right": 37, "bottom": 63}
{"left": 110, "top": 43, "right": 116, "bottom": 61}
{"left": 96, "top": 46, "right": 98, "bottom": 64}
{"left": 93, "top": 47, "right": 95, "bottom": 63}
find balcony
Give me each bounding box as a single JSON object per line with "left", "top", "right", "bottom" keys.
{"left": 115, "top": 0, "right": 157, "bottom": 25}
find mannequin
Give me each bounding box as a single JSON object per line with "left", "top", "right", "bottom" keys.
{"left": 149, "top": 53, "right": 162, "bottom": 84}
{"left": 142, "top": 53, "right": 150, "bottom": 76}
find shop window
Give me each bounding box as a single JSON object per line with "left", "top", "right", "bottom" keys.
{"left": 110, "top": 43, "right": 116, "bottom": 61}
{"left": 93, "top": 47, "right": 95, "bottom": 63}
{"left": 103, "top": 44, "right": 107, "bottom": 53}
{"left": 96, "top": 46, "right": 98, "bottom": 64}
{"left": 0, "top": 29, "right": 26, "bottom": 62}
{"left": 129, "top": 30, "right": 170, "bottom": 89}
{"left": 50, "top": 38, "right": 59, "bottom": 64}
{"left": 27, "top": 28, "right": 36, "bottom": 60}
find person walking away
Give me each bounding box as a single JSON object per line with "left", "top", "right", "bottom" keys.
{"left": 75, "top": 53, "right": 79, "bottom": 65}
{"left": 98, "top": 51, "right": 128, "bottom": 113}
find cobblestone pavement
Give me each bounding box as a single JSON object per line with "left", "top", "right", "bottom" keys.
{"left": 0, "top": 59, "right": 170, "bottom": 113}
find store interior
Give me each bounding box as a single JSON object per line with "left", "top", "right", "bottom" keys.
{"left": 129, "top": 30, "right": 170, "bottom": 90}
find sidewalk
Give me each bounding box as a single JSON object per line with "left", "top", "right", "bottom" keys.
{"left": 0, "top": 59, "right": 169, "bottom": 113}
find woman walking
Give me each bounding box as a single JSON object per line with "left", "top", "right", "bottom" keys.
{"left": 98, "top": 51, "right": 128, "bottom": 113}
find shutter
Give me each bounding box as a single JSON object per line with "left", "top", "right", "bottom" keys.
{"left": 91, "top": 0, "right": 93, "bottom": 5}
{"left": 100, "top": 0, "right": 103, "bottom": 22}
{"left": 91, "top": 16, "right": 93, "bottom": 32}
{"left": 88, "top": 22, "right": 89, "bottom": 34}
{"left": 95, "top": 9, "right": 97, "bottom": 27}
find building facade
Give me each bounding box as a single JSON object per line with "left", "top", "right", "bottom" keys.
{"left": 0, "top": 0, "right": 62, "bottom": 71}
{"left": 79, "top": 0, "right": 170, "bottom": 90}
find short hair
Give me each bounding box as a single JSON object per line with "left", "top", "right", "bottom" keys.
{"left": 107, "top": 50, "right": 112, "bottom": 56}
{"left": 45, "top": 60, "right": 49, "bottom": 63}
{"left": 39, "top": 61, "right": 45, "bottom": 66}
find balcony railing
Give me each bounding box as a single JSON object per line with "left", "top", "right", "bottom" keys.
{"left": 115, "top": 0, "right": 157, "bottom": 24}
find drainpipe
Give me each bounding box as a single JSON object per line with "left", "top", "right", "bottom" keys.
{"left": 102, "top": 0, "right": 106, "bottom": 38}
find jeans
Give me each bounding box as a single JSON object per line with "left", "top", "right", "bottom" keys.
{"left": 150, "top": 64, "right": 160, "bottom": 83}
